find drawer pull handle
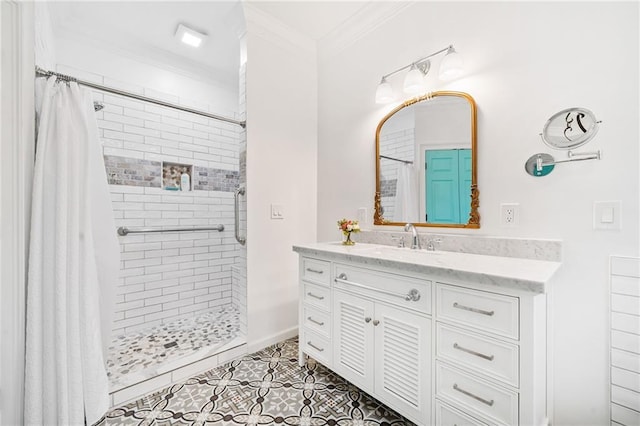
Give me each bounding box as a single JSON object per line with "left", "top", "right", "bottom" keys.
{"left": 453, "top": 383, "right": 494, "bottom": 407}
{"left": 365, "top": 317, "right": 372, "bottom": 323}
{"left": 335, "top": 273, "right": 421, "bottom": 302}
{"left": 453, "top": 343, "right": 495, "bottom": 361}
{"left": 373, "top": 319, "right": 380, "bottom": 326}
{"left": 453, "top": 302, "right": 495, "bottom": 316}
{"left": 306, "top": 268, "right": 324, "bottom": 274}
{"left": 307, "top": 341, "right": 324, "bottom": 352}
{"left": 307, "top": 292, "right": 325, "bottom": 300}
{"left": 307, "top": 317, "right": 325, "bottom": 326}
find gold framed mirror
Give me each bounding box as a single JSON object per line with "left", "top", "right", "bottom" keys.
{"left": 374, "top": 91, "right": 479, "bottom": 228}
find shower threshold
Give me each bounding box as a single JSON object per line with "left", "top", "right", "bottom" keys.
{"left": 106, "top": 305, "right": 246, "bottom": 405}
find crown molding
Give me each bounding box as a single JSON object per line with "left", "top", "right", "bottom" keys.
{"left": 241, "top": 2, "right": 316, "bottom": 63}
{"left": 319, "top": 1, "right": 415, "bottom": 61}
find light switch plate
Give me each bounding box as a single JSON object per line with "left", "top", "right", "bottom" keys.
{"left": 593, "top": 201, "right": 621, "bottom": 230}
{"left": 270, "top": 203, "right": 284, "bottom": 220}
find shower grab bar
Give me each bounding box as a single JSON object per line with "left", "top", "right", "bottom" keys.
{"left": 234, "top": 186, "right": 246, "bottom": 246}
{"left": 117, "top": 225, "right": 224, "bottom": 236}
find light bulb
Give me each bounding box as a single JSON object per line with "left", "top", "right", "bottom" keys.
{"left": 375, "top": 77, "right": 395, "bottom": 104}
{"left": 439, "top": 47, "right": 464, "bottom": 80}
{"left": 403, "top": 63, "right": 425, "bottom": 95}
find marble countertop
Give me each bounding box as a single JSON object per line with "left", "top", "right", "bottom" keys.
{"left": 293, "top": 242, "right": 562, "bottom": 294}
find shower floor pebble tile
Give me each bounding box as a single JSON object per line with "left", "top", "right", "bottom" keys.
{"left": 107, "top": 306, "right": 240, "bottom": 391}
{"left": 97, "top": 337, "right": 414, "bottom": 426}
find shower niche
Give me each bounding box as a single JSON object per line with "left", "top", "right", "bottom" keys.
{"left": 162, "top": 161, "right": 192, "bottom": 191}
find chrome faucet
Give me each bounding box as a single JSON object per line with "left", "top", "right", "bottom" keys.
{"left": 404, "top": 223, "right": 421, "bottom": 250}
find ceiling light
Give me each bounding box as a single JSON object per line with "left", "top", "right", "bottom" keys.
{"left": 375, "top": 45, "right": 464, "bottom": 103}
{"left": 175, "top": 23, "right": 207, "bottom": 48}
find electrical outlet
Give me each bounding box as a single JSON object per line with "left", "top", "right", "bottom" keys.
{"left": 500, "top": 203, "right": 519, "bottom": 227}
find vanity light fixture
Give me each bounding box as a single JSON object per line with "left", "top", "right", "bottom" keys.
{"left": 175, "top": 23, "right": 207, "bottom": 48}
{"left": 375, "top": 45, "right": 464, "bottom": 104}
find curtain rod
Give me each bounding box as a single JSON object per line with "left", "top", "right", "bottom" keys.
{"left": 380, "top": 155, "right": 413, "bottom": 165}
{"left": 35, "top": 67, "right": 246, "bottom": 129}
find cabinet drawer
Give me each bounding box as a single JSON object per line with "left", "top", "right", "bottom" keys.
{"left": 303, "top": 305, "right": 331, "bottom": 338}
{"left": 437, "top": 323, "right": 519, "bottom": 387}
{"left": 437, "top": 284, "right": 519, "bottom": 340}
{"left": 436, "top": 362, "right": 518, "bottom": 426}
{"left": 301, "top": 257, "right": 331, "bottom": 286}
{"left": 303, "top": 282, "right": 331, "bottom": 311}
{"left": 435, "top": 400, "right": 489, "bottom": 426}
{"left": 334, "top": 263, "right": 431, "bottom": 314}
{"left": 302, "top": 329, "right": 331, "bottom": 365}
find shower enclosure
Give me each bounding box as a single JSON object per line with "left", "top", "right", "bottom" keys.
{"left": 36, "top": 1, "right": 248, "bottom": 405}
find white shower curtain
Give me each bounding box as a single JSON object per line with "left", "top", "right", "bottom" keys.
{"left": 25, "top": 76, "right": 120, "bottom": 425}
{"left": 393, "top": 162, "right": 419, "bottom": 223}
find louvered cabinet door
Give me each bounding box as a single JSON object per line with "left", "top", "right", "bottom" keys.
{"left": 374, "top": 303, "right": 431, "bottom": 425}
{"left": 333, "top": 290, "right": 375, "bottom": 391}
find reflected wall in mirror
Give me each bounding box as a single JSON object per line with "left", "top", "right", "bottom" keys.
{"left": 374, "top": 91, "right": 479, "bottom": 228}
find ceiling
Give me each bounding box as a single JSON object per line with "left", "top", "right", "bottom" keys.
{"left": 48, "top": 1, "right": 371, "bottom": 85}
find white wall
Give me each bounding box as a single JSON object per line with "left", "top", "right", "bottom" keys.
{"left": 317, "top": 2, "right": 639, "bottom": 425}
{"left": 243, "top": 4, "right": 318, "bottom": 351}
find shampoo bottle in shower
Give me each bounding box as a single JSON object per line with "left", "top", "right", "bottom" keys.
{"left": 180, "top": 172, "right": 190, "bottom": 191}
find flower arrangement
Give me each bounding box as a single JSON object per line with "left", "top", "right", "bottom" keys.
{"left": 337, "top": 218, "right": 360, "bottom": 245}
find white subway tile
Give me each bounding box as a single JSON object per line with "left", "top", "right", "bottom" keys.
{"left": 145, "top": 263, "right": 180, "bottom": 275}
{"left": 104, "top": 147, "right": 144, "bottom": 159}
{"left": 162, "top": 146, "right": 193, "bottom": 158}
{"left": 144, "top": 293, "right": 179, "bottom": 306}
{"left": 145, "top": 248, "right": 180, "bottom": 259}
{"left": 144, "top": 278, "right": 180, "bottom": 291}
{"left": 162, "top": 269, "right": 194, "bottom": 280}
{"left": 145, "top": 308, "right": 179, "bottom": 323}
{"left": 177, "top": 302, "right": 208, "bottom": 315}
{"left": 125, "top": 108, "right": 161, "bottom": 122}
{"left": 124, "top": 124, "right": 162, "bottom": 138}
{"left": 162, "top": 240, "right": 194, "bottom": 249}
{"left": 119, "top": 267, "right": 145, "bottom": 278}
{"left": 124, "top": 210, "right": 162, "bottom": 219}
{"left": 180, "top": 274, "right": 209, "bottom": 284}
{"left": 124, "top": 257, "right": 163, "bottom": 269}
{"left": 125, "top": 273, "right": 163, "bottom": 285}
{"left": 124, "top": 194, "right": 162, "bottom": 203}
{"left": 97, "top": 119, "right": 123, "bottom": 132}
{"left": 161, "top": 131, "right": 192, "bottom": 144}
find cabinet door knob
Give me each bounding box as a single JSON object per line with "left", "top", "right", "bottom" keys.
{"left": 372, "top": 319, "right": 380, "bottom": 326}
{"left": 364, "top": 317, "right": 372, "bottom": 323}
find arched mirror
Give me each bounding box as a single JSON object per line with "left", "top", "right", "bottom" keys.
{"left": 374, "top": 91, "right": 479, "bottom": 228}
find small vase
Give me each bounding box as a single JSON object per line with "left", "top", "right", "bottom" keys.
{"left": 342, "top": 232, "right": 355, "bottom": 246}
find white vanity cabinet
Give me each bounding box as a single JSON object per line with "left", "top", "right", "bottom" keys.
{"left": 294, "top": 243, "right": 560, "bottom": 426}
{"left": 332, "top": 263, "right": 432, "bottom": 424}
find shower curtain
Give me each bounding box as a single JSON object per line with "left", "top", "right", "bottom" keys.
{"left": 25, "top": 76, "right": 120, "bottom": 425}
{"left": 393, "top": 162, "right": 419, "bottom": 223}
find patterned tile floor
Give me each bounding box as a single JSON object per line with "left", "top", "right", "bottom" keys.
{"left": 107, "top": 305, "right": 241, "bottom": 390}
{"left": 97, "top": 337, "right": 414, "bottom": 425}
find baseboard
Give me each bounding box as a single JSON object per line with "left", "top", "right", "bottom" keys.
{"left": 246, "top": 326, "right": 298, "bottom": 354}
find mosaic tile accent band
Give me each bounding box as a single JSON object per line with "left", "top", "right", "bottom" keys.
{"left": 193, "top": 167, "right": 239, "bottom": 192}
{"left": 105, "top": 155, "right": 162, "bottom": 187}
{"left": 96, "top": 337, "right": 413, "bottom": 426}
{"left": 104, "top": 154, "right": 239, "bottom": 192}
